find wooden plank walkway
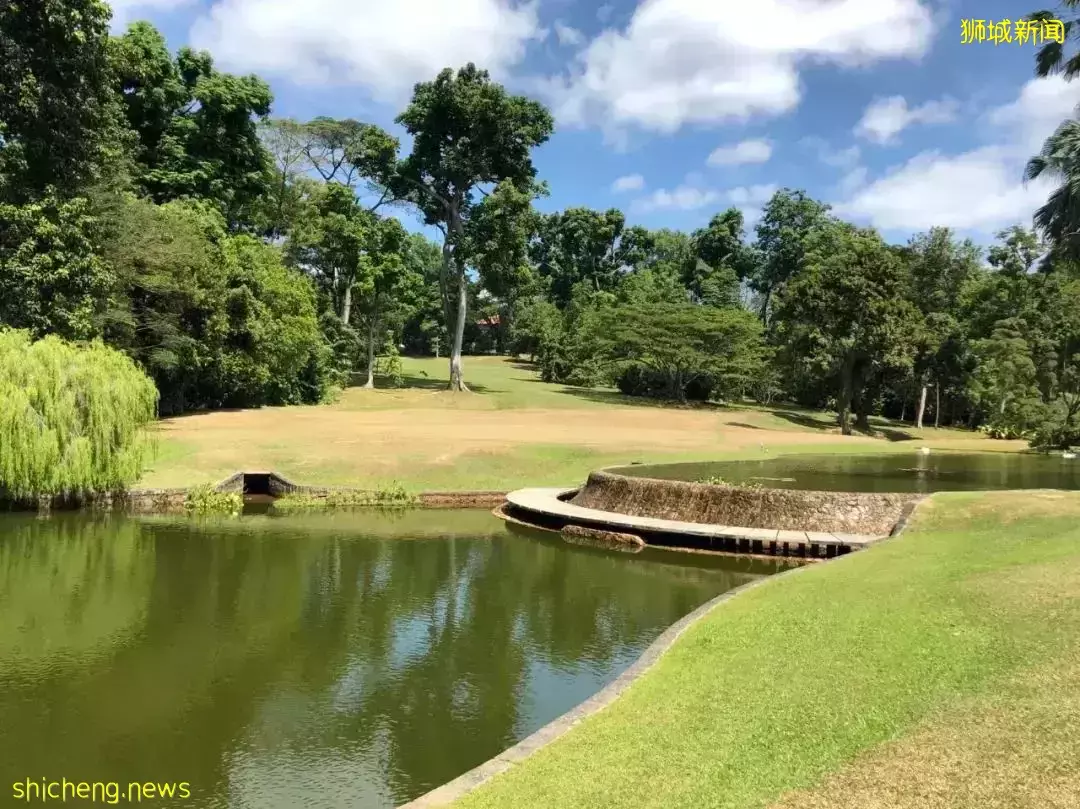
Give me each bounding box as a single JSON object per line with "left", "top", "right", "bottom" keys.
{"left": 504, "top": 488, "right": 884, "bottom": 553}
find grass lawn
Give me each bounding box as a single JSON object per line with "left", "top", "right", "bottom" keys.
{"left": 453, "top": 490, "right": 1080, "bottom": 809}
{"left": 139, "top": 355, "right": 1022, "bottom": 490}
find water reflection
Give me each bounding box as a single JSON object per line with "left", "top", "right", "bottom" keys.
{"left": 615, "top": 451, "right": 1080, "bottom": 493}
{"left": 0, "top": 511, "right": 772, "bottom": 808}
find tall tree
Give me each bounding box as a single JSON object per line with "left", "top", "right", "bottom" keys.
{"left": 0, "top": 0, "right": 121, "bottom": 202}
{"left": 110, "top": 23, "right": 273, "bottom": 227}
{"left": 689, "top": 208, "right": 758, "bottom": 308}
{"left": 531, "top": 208, "right": 652, "bottom": 307}
{"left": 752, "top": 189, "right": 831, "bottom": 324}
{"left": 394, "top": 64, "right": 553, "bottom": 391}
{"left": 774, "top": 221, "right": 918, "bottom": 435}
{"left": 903, "top": 228, "right": 981, "bottom": 427}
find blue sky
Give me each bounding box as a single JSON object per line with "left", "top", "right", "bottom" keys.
{"left": 108, "top": 0, "right": 1079, "bottom": 246}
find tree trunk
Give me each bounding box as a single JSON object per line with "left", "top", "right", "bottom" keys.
{"left": 934, "top": 382, "right": 941, "bottom": 428}
{"left": 449, "top": 270, "right": 468, "bottom": 392}
{"left": 363, "top": 318, "right": 376, "bottom": 389}
{"left": 447, "top": 201, "right": 469, "bottom": 392}
{"left": 838, "top": 355, "right": 855, "bottom": 436}
{"left": 341, "top": 284, "right": 352, "bottom": 325}
{"left": 899, "top": 398, "right": 907, "bottom": 423}
{"left": 915, "top": 383, "right": 928, "bottom": 429}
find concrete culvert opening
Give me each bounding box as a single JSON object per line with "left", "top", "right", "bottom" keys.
{"left": 243, "top": 473, "right": 273, "bottom": 496}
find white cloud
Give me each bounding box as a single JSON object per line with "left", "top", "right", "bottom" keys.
{"left": 725, "top": 184, "right": 778, "bottom": 206}
{"left": 854, "top": 95, "right": 958, "bottom": 144}
{"left": 635, "top": 185, "right": 720, "bottom": 211}
{"left": 835, "top": 147, "right": 1049, "bottom": 231}
{"left": 189, "top": 0, "right": 541, "bottom": 102}
{"left": 108, "top": 0, "right": 193, "bottom": 28}
{"left": 988, "top": 74, "right": 1078, "bottom": 153}
{"left": 554, "top": 21, "right": 585, "bottom": 47}
{"left": 611, "top": 173, "right": 645, "bottom": 193}
{"left": 837, "top": 76, "right": 1076, "bottom": 234}
{"left": 707, "top": 139, "right": 773, "bottom": 167}
{"left": 545, "top": 0, "right": 933, "bottom": 135}
{"left": 635, "top": 182, "right": 777, "bottom": 212}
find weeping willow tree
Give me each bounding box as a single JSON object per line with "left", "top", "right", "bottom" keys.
{"left": 0, "top": 329, "right": 159, "bottom": 501}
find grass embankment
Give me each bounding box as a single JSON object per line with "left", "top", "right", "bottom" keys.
{"left": 448, "top": 491, "right": 1080, "bottom": 809}
{"left": 140, "top": 356, "right": 1018, "bottom": 490}
{"left": 447, "top": 488, "right": 1080, "bottom": 803}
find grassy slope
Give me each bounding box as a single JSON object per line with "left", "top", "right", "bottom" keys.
{"left": 141, "top": 356, "right": 1017, "bottom": 490}
{"left": 454, "top": 491, "right": 1080, "bottom": 809}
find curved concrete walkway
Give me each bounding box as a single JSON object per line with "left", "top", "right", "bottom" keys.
{"left": 504, "top": 487, "right": 884, "bottom": 550}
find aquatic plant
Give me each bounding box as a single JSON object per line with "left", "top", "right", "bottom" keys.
{"left": 0, "top": 329, "right": 158, "bottom": 502}
{"left": 274, "top": 482, "right": 419, "bottom": 510}
{"left": 183, "top": 484, "right": 242, "bottom": 516}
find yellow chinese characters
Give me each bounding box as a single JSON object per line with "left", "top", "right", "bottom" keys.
{"left": 961, "top": 17, "right": 1066, "bottom": 45}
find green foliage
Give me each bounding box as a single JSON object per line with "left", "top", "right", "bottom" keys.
{"left": 110, "top": 23, "right": 274, "bottom": 227}
{"left": 0, "top": 329, "right": 158, "bottom": 500}
{"left": 774, "top": 220, "right": 919, "bottom": 433}
{"left": 594, "top": 302, "right": 767, "bottom": 403}
{"left": 104, "top": 197, "right": 333, "bottom": 414}
{"left": 0, "top": 0, "right": 122, "bottom": 202}
{"left": 274, "top": 483, "right": 419, "bottom": 510}
{"left": 183, "top": 484, "right": 242, "bottom": 516}
{"left": 0, "top": 193, "right": 114, "bottom": 340}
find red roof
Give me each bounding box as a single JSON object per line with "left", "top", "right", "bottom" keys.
{"left": 475, "top": 314, "right": 501, "bottom": 327}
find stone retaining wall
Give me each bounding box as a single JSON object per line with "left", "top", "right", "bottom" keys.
{"left": 570, "top": 469, "right": 917, "bottom": 536}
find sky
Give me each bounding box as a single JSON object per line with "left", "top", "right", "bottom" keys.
{"left": 105, "top": 0, "right": 1080, "bottom": 247}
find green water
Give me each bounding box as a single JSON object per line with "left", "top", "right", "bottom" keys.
{"left": 612, "top": 451, "right": 1080, "bottom": 493}
{"left": 0, "top": 510, "right": 780, "bottom": 808}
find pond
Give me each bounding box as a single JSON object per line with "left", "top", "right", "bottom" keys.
{"left": 611, "top": 451, "right": 1080, "bottom": 494}
{"left": 0, "top": 509, "right": 783, "bottom": 808}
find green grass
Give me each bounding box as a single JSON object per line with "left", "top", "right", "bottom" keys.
{"left": 453, "top": 491, "right": 1080, "bottom": 809}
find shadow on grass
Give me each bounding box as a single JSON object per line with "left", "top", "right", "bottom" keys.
{"left": 768, "top": 409, "right": 836, "bottom": 431}
{"left": 556, "top": 387, "right": 729, "bottom": 411}
{"left": 345, "top": 371, "right": 500, "bottom": 394}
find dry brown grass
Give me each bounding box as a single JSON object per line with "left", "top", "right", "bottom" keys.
{"left": 140, "top": 356, "right": 1022, "bottom": 489}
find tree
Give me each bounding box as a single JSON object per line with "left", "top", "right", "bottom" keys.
{"left": 591, "top": 303, "right": 766, "bottom": 403}
{"left": 752, "top": 189, "right": 831, "bottom": 324}
{"left": 531, "top": 208, "right": 652, "bottom": 307}
{"left": 773, "top": 221, "right": 919, "bottom": 435}
{"left": 351, "top": 217, "right": 417, "bottom": 388}
{"left": 689, "top": 208, "right": 758, "bottom": 308}
{"left": 104, "top": 197, "right": 332, "bottom": 414}
{"left": 0, "top": 0, "right": 122, "bottom": 202}
{"left": 257, "top": 118, "right": 312, "bottom": 239}
{"left": 394, "top": 64, "right": 554, "bottom": 391}
{"left": 1025, "top": 115, "right": 1080, "bottom": 260}
{"left": 1026, "top": 1, "right": 1080, "bottom": 79}
{"left": 903, "top": 228, "right": 981, "bottom": 427}
{"left": 0, "top": 193, "right": 113, "bottom": 341}
{"left": 0, "top": 329, "right": 158, "bottom": 502}
{"left": 110, "top": 23, "right": 273, "bottom": 227}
